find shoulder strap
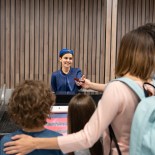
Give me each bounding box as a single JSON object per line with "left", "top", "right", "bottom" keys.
{"left": 109, "top": 125, "right": 122, "bottom": 155}
{"left": 109, "top": 77, "right": 146, "bottom": 155}
{"left": 114, "top": 77, "right": 145, "bottom": 100}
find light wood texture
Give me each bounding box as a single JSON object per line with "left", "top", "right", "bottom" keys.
{"left": 0, "top": 0, "right": 155, "bottom": 88}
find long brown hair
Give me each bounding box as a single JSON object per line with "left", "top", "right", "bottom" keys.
{"left": 67, "top": 94, "right": 103, "bottom": 155}
{"left": 116, "top": 24, "right": 155, "bottom": 80}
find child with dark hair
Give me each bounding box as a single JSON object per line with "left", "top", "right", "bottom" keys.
{"left": 67, "top": 94, "right": 103, "bottom": 155}
{"left": 0, "top": 80, "right": 65, "bottom": 155}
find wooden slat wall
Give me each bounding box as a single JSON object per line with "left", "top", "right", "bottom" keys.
{"left": 116, "top": 0, "right": 155, "bottom": 55}
{"left": 0, "top": 0, "right": 155, "bottom": 88}
{"left": 115, "top": 0, "right": 155, "bottom": 81}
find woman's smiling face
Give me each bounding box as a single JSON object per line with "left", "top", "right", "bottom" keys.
{"left": 60, "top": 53, "right": 73, "bottom": 68}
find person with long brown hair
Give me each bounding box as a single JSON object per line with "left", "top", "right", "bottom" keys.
{"left": 4, "top": 24, "right": 155, "bottom": 155}
{"left": 67, "top": 94, "right": 103, "bottom": 155}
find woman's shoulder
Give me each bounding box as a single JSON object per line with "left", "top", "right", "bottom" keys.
{"left": 104, "top": 80, "right": 134, "bottom": 98}
{"left": 106, "top": 80, "right": 128, "bottom": 89}
{"left": 105, "top": 79, "right": 143, "bottom": 99}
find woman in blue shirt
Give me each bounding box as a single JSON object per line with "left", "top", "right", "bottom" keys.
{"left": 51, "top": 48, "right": 83, "bottom": 94}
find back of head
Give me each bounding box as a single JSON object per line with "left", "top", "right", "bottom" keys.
{"left": 116, "top": 23, "right": 155, "bottom": 80}
{"left": 68, "top": 94, "right": 103, "bottom": 155}
{"left": 68, "top": 93, "right": 96, "bottom": 133}
{"left": 8, "top": 80, "right": 55, "bottom": 129}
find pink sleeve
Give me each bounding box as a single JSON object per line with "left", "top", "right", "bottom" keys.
{"left": 58, "top": 81, "right": 123, "bottom": 153}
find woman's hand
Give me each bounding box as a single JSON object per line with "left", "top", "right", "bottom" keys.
{"left": 75, "top": 75, "right": 91, "bottom": 89}
{"left": 80, "top": 75, "right": 91, "bottom": 89}
{"left": 4, "top": 134, "right": 36, "bottom": 155}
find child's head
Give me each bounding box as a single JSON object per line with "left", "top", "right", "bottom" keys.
{"left": 67, "top": 93, "right": 96, "bottom": 133}
{"left": 116, "top": 24, "right": 155, "bottom": 80}
{"left": 8, "top": 80, "right": 55, "bottom": 129}
{"left": 67, "top": 94, "right": 103, "bottom": 155}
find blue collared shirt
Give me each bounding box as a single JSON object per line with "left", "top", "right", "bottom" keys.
{"left": 51, "top": 67, "right": 82, "bottom": 94}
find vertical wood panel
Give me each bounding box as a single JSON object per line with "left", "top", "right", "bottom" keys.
{"left": 48, "top": 0, "right": 54, "bottom": 84}
{"left": 53, "top": 0, "right": 58, "bottom": 70}
{"left": 134, "top": 0, "right": 138, "bottom": 28}
{"left": 153, "top": 0, "right": 155, "bottom": 23}
{"left": 10, "top": 0, "right": 15, "bottom": 87}
{"left": 39, "top": 0, "right": 44, "bottom": 81}
{"left": 58, "top": 0, "right": 62, "bottom": 61}
{"left": 25, "top": 0, "right": 30, "bottom": 80}
{"left": 62, "top": 0, "right": 67, "bottom": 48}
{"left": 116, "top": 0, "right": 122, "bottom": 57}
{"left": 15, "top": 0, "right": 20, "bottom": 84}
{"left": 92, "top": 0, "right": 97, "bottom": 82}
{"left": 30, "top": 0, "right": 34, "bottom": 80}
{"left": 145, "top": 0, "right": 149, "bottom": 23}
{"left": 150, "top": 0, "right": 153, "bottom": 22}
{"left": 6, "top": 0, "right": 11, "bottom": 87}
{"left": 125, "top": 0, "right": 130, "bottom": 32}
{"left": 34, "top": 0, "right": 39, "bottom": 80}
{"left": 20, "top": 0, "right": 25, "bottom": 82}
{"left": 67, "top": 0, "right": 71, "bottom": 48}
{"left": 105, "top": 0, "right": 112, "bottom": 82}
{"left": 79, "top": 0, "right": 84, "bottom": 74}
{"left": 83, "top": 0, "right": 88, "bottom": 77}
{"left": 71, "top": 0, "right": 75, "bottom": 65}
{"left": 100, "top": 0, "right": 106, "bottom": 83}
{"left": 0, "top": 0, "right": 5, "bottom": 86}
{"left": 129, "top": 0, "right": 134, "bottom": 30}
{"left": 75, "top": 0, "right": 80, "bottom": 68}
{"left": 44, "top": 0, "right": 49, "bottom": 83}
{"left": 137, "top": 0, "right": 142, "bottom": 26}
{"left": 141, "top": 0, "right": 146, "bottom": 25}
{"left": 87, "top": 0, "right": 93, "bottom": 81}
{"left": 1, "top": 0, "right": 155, "bottom": 88}
{"left": 96, "top": 0, "right": 101, "bottom": 83}
{"left": 111, "top": 0, "right": 118, "bottom": 80}
{"left": 122, "top": 0, "right": 126, "bottom": 35}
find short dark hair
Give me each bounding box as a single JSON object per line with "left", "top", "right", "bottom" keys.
{"left": 8, "top": 80, "right": 55, "bottom": 129}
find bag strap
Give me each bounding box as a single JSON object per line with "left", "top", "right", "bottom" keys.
{"left": 153, "top": 79, "right": 155, "bottom": 86}
{"left": 109, "top": 125, "right": 122, "bottom": 155}
{"left": 109, "top": 77, "right": 146, "bottom": 155}
{"left": 109, "top": 77, "right": 154, "bottom": 154}
{"left": 143, "top": 82, "right": 155, "bottom": 97}
{"left": 114, "top": 77, "right": 146, "bottom": 99}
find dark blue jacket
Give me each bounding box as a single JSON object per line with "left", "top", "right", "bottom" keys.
{"left": 51, "top": 68, "right": 82, "bottom": 94}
